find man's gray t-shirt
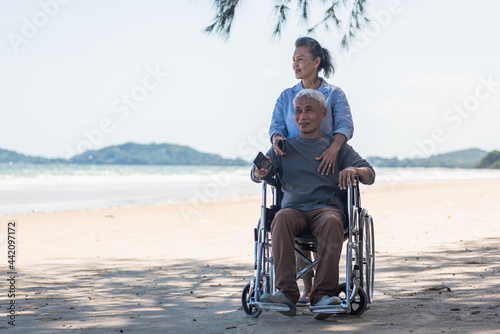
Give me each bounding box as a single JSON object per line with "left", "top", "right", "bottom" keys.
{"left": 266, "top": 136, "right": 375, "bottom": 216}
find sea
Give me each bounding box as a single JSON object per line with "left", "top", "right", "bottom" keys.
{"left": 1, "top": 163, "right": 500, "bottom": 215}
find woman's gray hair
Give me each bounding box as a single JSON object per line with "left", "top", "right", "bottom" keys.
{"left": 295, "top": 37, "right": 335, "bottom": 78}
{"left": 293, "top": 89, "right": 326, "bottom": 109}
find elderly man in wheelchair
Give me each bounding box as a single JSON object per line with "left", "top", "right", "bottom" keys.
{"left": 244, "top": 88, "right": 375, "bottom": 320}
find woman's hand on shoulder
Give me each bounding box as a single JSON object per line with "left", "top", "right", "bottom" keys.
{"left": 316, "top": 144, "right": 340, "bottom": 176}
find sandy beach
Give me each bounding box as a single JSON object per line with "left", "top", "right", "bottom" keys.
{"left": 1, "top": 178, "right": 499, "bottom": 333}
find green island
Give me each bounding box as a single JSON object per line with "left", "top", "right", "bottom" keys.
{"left": 1, "top": 144, "right": 499, "bottom": 168}
{"left": 367, "top": 148, "right": 499, "bottom": 169}
{"left": 0, "top": 142, "right": 248, "bottom": 166}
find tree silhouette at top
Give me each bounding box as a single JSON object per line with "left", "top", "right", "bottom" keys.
{"left": 204, "top": 0, "right": 369, "bottom": 49}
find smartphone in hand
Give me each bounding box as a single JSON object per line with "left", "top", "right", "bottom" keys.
{"left": 278, "top": 140, "right": 286, "bottom": 153}
{"left": 253, "top": 152, "right": 271, "bottom": 171}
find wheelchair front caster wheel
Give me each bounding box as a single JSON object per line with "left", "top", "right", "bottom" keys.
{"left": 241, "top": 282, "right": 262, "bottom": 318}
{"left": 335, "top": 283, "right": 368, "bottom": 316}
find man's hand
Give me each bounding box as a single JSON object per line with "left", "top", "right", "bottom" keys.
{"left": 339, "top": 166, "right": 371, "bottom": 189}
{"left": 272, "top": 134, "right": 286, "bottom": 157}
{"left": 254, "top": 156, "right": 272, "bottom": 179}
{"left": 338, "top": 167, "right": 357, "bottom": 190}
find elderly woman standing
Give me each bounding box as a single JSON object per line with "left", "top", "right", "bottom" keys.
{"left": 269, "top": 36, "right": 354, "bottom": 176}
{"left": 269, "top": 36, "right": 354, "bottom": 305}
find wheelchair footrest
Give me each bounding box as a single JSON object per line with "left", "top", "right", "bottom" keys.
{"left": 254, "top": 302, "right": 291, "bottom": 312}
{"left": 310, "top": 304, "right": 347, "bottom": 314}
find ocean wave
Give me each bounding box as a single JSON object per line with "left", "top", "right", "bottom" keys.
{"left": 1, "top": 164, "right": 499, "bottom": 215}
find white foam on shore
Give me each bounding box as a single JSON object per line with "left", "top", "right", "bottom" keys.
{"left": 0, "top": 164, "right": 258, "bottom": 215}
{"left": 0, "top": 164, "right": 251, "bottom": 185}
{"left": 375, "top": 167, "right": 500, "bottom": 184}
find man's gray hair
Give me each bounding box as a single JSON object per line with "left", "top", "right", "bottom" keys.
{"left": 293, "top": 89, "right": 326, "bottom": 109}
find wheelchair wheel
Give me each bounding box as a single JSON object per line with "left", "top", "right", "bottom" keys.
{"left": 241, "top": 282, "right": 262, "bottom": 318}
{"left": 360, "top": 210, "right": 375, "bottom": 304}
{"left": 335, "top": 283, "right": 368, "bottom": 316}
{"left": 363, "top": 215, "right": 375, "bottom": 303}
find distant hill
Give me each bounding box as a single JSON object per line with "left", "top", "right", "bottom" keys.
{"left": 0, "top": 143, "right": 248, "bottom": 166}
{"left": 0, "top": 148, "right": 63, "bottom": 164}
{"left": 476, "top": 150, "right": 500, "bottom": 169}
{"left": 367, "top": 148, "right": 489, "bottom": 168}
{"left": 2, "top": 144, "right": 496, "bottom": 168}
{"left": 68, "top": 142, "right": 249, "bottom": 166}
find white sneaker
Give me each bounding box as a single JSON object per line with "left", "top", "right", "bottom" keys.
{"left": 260, "top": 291, "right": 297, "bottom": 317}
{"left": 313, "top": 295, "right": 341, "bottom": 320}
{"left": 315, "top": 295, "right": 341, "bottom": 306}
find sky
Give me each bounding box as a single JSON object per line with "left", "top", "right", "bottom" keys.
{"left": 1, "top": 0, "right": 499, "bottom": 161}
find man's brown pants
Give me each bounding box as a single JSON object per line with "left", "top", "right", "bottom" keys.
{"left": 270, "top": 207, "right": 344, "bottom": 306}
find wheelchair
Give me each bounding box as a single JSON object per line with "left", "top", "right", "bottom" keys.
{"left": 241, "top": 173, "right": 375, "bottom": 318}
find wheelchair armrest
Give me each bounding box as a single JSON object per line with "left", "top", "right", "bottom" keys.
{"left": 264, "top": 205, "right": 279, "bottom": 231}
{"left": 264, "top": 174, "right": 278, "bottom": 187}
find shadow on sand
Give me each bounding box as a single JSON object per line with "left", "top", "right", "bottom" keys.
{"left": 3, "top": 237, "right": 499, "bottom": 333}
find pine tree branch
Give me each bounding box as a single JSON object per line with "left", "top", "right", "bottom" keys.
{"left": 339, "top": 0, "right": 368, "bottom": 50}
{"left": 203, "top": 0, "right": 370, "bottom": 48}
{"left": 298, "top": 0, "right": 309, "bottom": 22}
{"left": 307, "top": 0, "right": 342, "bottom": 34}
{"left": 204, "top": 0, "right": 241, "bottom": 40}
{"left": 272, "top": 0, "right": 292, "bottom": 40}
